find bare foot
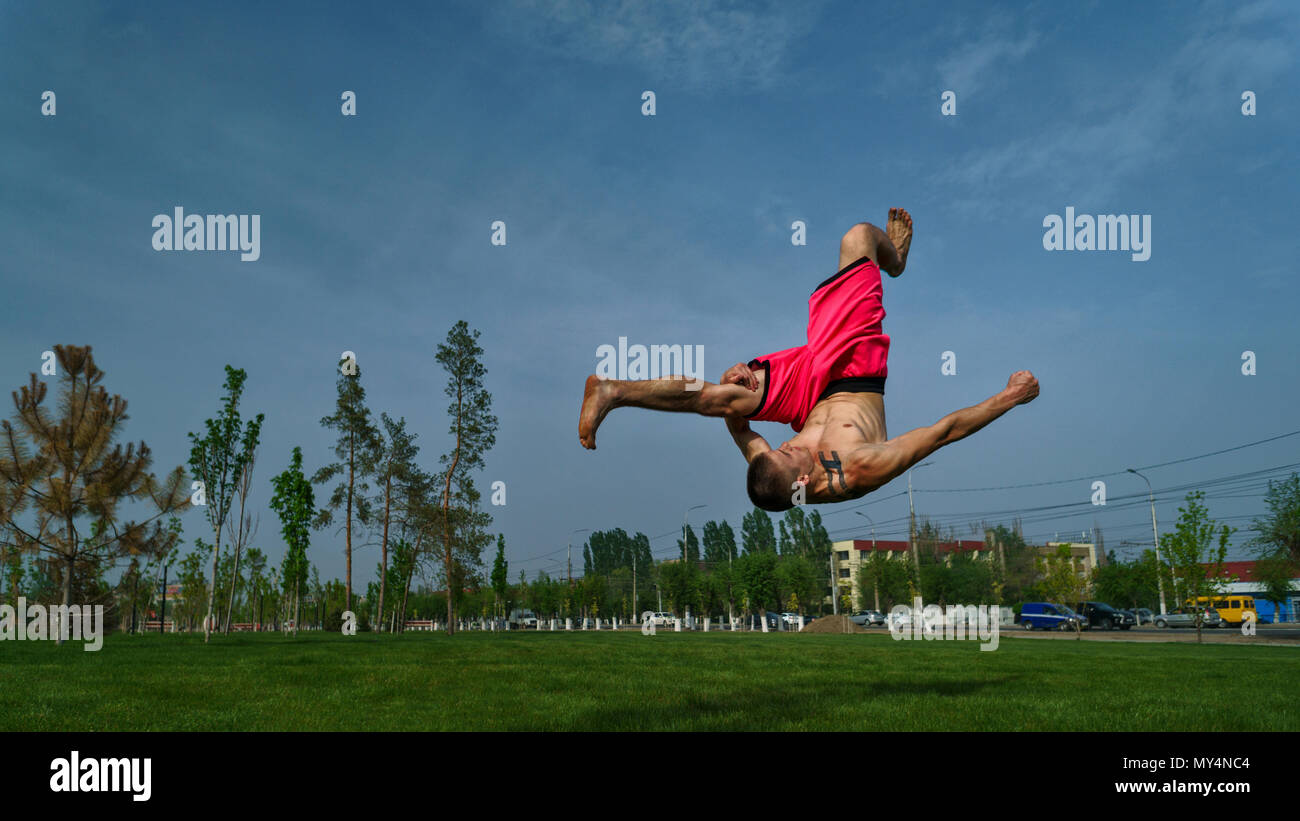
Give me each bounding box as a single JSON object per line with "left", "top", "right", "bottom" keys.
{"left": 579, "top": 375, "right": 619, "bottom": 449}
{"left": 1003, "top": 370, "right": 1040, "bottom": 405}
{"left": 886, "top": 207, "right": 913, "bottom": 276}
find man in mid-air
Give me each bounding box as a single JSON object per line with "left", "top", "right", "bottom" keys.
{"left": 578, "top": 208, "right": 1039, "bottom": 511}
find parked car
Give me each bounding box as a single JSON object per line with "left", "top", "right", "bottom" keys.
{"left": 1134, "top": 607, "right": 1154, "bottom": 626}
{"left": 1019, "top": 602, "right": 1082, "bottom": 631}
{"left": 886, "top": 610, "right": 912, "bottom": 629}
{"left": 1071, "top": 601, "right": 1136, "bottom": 630}
{"left": 849, "top": 610, "right": 886, "bottom": 627}
{"left": 1153, "top": 607, "right": 1223, "bottom": 629}
{"left": 507, "top": 609, "right": 538, "bottom": 629}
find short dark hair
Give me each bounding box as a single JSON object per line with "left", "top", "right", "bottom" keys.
{"left": 747, "top": 451, "right": 796, "bottom": 512}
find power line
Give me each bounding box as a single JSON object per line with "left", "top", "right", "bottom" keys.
{"left": 911, "top": 428, "right": 1300, "bottom": 493}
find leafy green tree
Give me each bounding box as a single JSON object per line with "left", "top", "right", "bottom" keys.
{"left": 490, "top": 534, "right": 509, "bottom": 618}
{"left": 735, "top": 550, "right": 779, "bottom": 618}
{"left": 741, "top": 508, "right": 776, "bottom": 554}
{"left": 776, "top": 554, "right": 821, "bottom": 615}
{"left": 659, "top": 560, "right": 700, "bottom": 616}
{"left": 1251, "top": 473, "right": 1300, "bottom": 562}
{"left": 1037, "top": 544, "right": 1088, "bottom": 637}
{"left": 271, "top": 447, "right": 315, "bottom": 636}
{"left": 244, "top": 547, "right": 268, "bottom": 628}
{"left": 702, "top": 520, "right": 738, "bottom": 565}
{"left": 1253, "top": 548, "right": 1297, "bottom": 623}
{"left": 1164, "top": 491, "right": 1234, "bottom": 642}
{"left": 176, "top": 547, "right": 208, "bottom": 631}
{"left": 390, "top": 537, "right": 417, "bottom": 629}
{"left": 2, "top": 345, "right": 187, "bottom": 643}
{"left": 433, "top": 322, "right": 498, "bottom": 634}
{"left": 188, "top": 364, "right": 263, "bottom": 642}
{"left": 312, "top": 359, "right": 379, "bottom": 611}
{"left": 858, "top": 548, "right": 912, "bottom": 611}
{"left": 677, "top": 524, "right": 699, "bottom": 562}
{"left": 1092, "top": 549, "right": 1160, "bottom": 611}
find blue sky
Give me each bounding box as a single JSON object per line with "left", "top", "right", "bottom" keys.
{"left": 2, "top": 0, "right": 1297, "bottom": 587}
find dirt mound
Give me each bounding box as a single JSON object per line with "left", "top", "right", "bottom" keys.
{"left": 800, "top": 614, "right": 866, "bottom": 633}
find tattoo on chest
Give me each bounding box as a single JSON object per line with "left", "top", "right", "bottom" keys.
{"left": 818, "top": 450, "right": 850, "bottom": 498}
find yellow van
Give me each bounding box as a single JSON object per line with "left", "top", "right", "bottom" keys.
{"left": 1188, "top": 595, "right": 1258, "bottom": 625}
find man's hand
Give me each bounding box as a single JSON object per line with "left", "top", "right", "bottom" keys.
{"left": 721, "top": 362, "right": 759, "bottom": 391}
{"left": 1003, "top": 370, "right": 1040, "bottom": 405}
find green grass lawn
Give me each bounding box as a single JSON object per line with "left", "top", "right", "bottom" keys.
{"left": 2, "top": 631, "right": 1295, "bottom": 731}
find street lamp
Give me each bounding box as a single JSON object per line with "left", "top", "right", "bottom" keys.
{"left": 855, "top": 511, "right": 880, "bottom": 612}
{"left": 908, "top": 462, "right": 934, "bottom": 598}
{"left": 1127, "top": 469, "right": 1169, "bottom": 615}
{"left": 683, "top": 504, "right": 706, "bottom": 561}
{"left": 568, "top": 528, "right": 590, "bottom": 588}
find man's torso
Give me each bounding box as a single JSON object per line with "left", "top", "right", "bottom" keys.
{"left": 792, "top": 392, "right": 889, "bottom": 501}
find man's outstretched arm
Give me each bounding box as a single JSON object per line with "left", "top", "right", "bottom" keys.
{"left": 853, "top": 370, "right": 1039, "bottom": 488}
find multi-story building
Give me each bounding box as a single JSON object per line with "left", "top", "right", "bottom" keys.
{"left": 827, "top": 538, "right": 1101, "bottom": 610}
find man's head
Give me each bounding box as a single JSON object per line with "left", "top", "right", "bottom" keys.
{"left": 746, "top": 442, "right": 815, "bottom": 512}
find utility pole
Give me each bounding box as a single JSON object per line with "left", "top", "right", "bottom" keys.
{"left": 683, "top": 504, "right": 706, "bottom": 561}
{"left": 829, "top": 549, "right": 839, "bottom": 615}
{"left": 568, "top": 527, "right": 590, "bottom": 589}
{"left": 159, "top": 562, "right": 168, "bottom": 635}
{"left": 1128, "top": 469, "right": 1168, "bottom": 615}
{"left": 907, "top": 462, "right": 933, "bottom": 599}
{"left": 632, "top": 549, "right": 637, "bottom": 623}
{"left": 855, "top": 511, "right": 879, "bottom": 611}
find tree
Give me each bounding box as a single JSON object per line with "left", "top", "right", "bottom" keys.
{"left": 1250, "top": 473, "right": 1300, "bottom": 563}
{"left": 659, "top": 560, "right": 700, "bottom": 616}
{"left": 221, "top": 447, "right": 260, "bottom": 633}
{"left": 1092, "top": 550, "right": 1160, "bottom": 611}
{"left": 1164, "top": 491, "right": 1234, "bottom": 643}
{"left": 490, "top": 534, "right": 508, "bottom": 619}
{"left": 1253, "top": 548, "right": 1297, "bottom": 624}
{"left": 433, "top": 322, "right": 498, "bottom": 634}
{"left": 1, "top": 345, "right": 188, "bottom": 643}
{"left": 1037, "top": 544, "right": 1089, "bottom": 638}
{"left": 270, "top": 447, "right": 315, "bottom": 637}
{"left": 717, "top": 521, "right": 739, "bottom": 563}
{"left": 735, "top": 550, "right": 779, "bottom": 620}
{"left": 244, "top": 547, "right": 268, "bottom": 628}
{"left": 776, "top": 554, "right": 821, "bottom": 615}
{"left": 741, "top": 508, "right": 776, "bottom": 554}
{"left": 188, "top": 364, "right": 263, "bottom": 642}
{"left": 677, "top": 524, "right": 699, "bottom": 562}
{"left": 312, "top": 358, "right": 379, "bottom": 612}
{"left": 858, "top": 548, "right": 912, "bottom": 612}
{"left": 368, "top": 413, "right": 420, "bottom": 631}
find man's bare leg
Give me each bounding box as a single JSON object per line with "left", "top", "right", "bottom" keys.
{"left": 838, "top": 208, "right": 913, "bottom": 277}
{"left": 579, "top": 375, "right": 752, "bottom": 449}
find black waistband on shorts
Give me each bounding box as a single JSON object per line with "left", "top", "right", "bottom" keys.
{"left": 813, "top": 255, "right": 874, "bottom": 293}
{"left": 818, "top": 376, "right": 885, "bottom": 401}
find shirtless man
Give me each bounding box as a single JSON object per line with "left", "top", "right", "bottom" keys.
{"left": 578, "top": 208, "right": 1039, "bottom": 511}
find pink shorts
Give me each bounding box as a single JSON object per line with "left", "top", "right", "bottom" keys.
{"left": 746, "top": 257, "right": 890, "bottom": 432}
